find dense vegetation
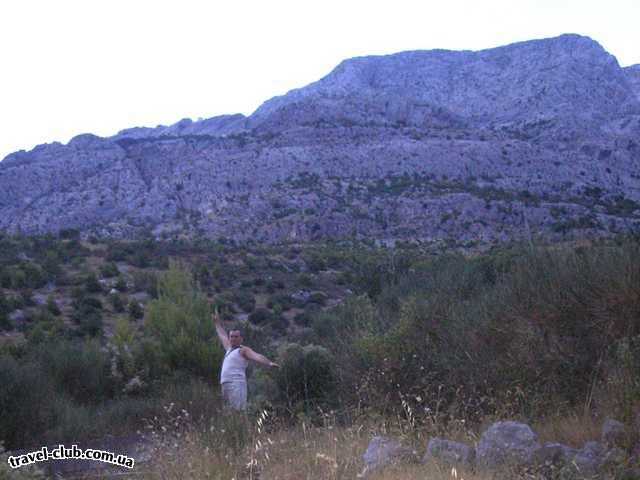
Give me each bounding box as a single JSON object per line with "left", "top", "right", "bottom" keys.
{"left": 0, "top": 231, "right": 638, "bottom": 476}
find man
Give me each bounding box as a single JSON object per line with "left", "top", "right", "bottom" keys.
{"left": 212, "top": 308, "right": 279, "bottom": 411}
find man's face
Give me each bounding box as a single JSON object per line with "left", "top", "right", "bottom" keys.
{"left": 229, "top": 330, "right": 242, "bottom": 347}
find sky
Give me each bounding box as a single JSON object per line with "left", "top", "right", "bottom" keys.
{"left": 1, "top": 0, "right": 639, "bottom": 161}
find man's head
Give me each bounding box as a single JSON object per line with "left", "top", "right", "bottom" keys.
{"left": 229, "top": 329, "right": 243, "bottom": 348}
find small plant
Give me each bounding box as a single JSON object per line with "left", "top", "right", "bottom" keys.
{"left": 128, "top": 299, "right": 144, "bottom": 320}
{"left": 99, "top": 261, "right": 119, "bottom": 278}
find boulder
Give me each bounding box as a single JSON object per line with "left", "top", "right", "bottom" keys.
{"left": 602, "top": 446, "right": 627, "bottom": 468}
{"left": 573, "top": 441, "right": 606, "bottom": 476}
{"left": 8, "top": 309, "right": 25, "bottom": 324}
{"left": 422, "top": 437, "right": 475, "bottom": 467}
{"left": 290, "top": 289, "right": 311, "bottom": 302}
{"left": 361, "top": 436, "right": 416, "bottom": 474}
{"left": 476, "top": 421, "right": 540, "bottom": 468}
{"left": 601, "top": 418, "right": 626, "bottom": 448}
{"left": 531, "top": 442, "right": 577, "bottom": 466}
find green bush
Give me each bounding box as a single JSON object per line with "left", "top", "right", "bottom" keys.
{"left": 115, "top": 275, "right": 128, "bottom": 292}
{"left": 30, "top": 338, "right": 115, "bottom": 404}
{"left": 304, "top": 252, "right": 327, "bottom": 272}
{"left": 20, "top": 289, "right": 35, "bottom": 307}
{"left": 297, "top": 273, "right": 313, "bottom": 287}
{"left": 273, "top": 342, "right": 337, "bottom": 415}
{"left": 232, "top": 289, "right": 255, "bottom": 313}
{"left": 128, "top": 299, "right": 144, "bottom": 320}
{"left": 100, "top": 261, "right": 119, "bottom": 278}
{"left": 46, "top": 295, "right": 61, "bottom": 316}
{"left": 0, "top": 269, "right": 11, "bottom": 288}
{"left": 267, "top": 293, "right": 293, "bottom": 310}
{"left": 71, "top": 297, "right": 104, "bottom": 337}
{"left": 21, "top": 263, "right": 47, "bottom": 289}
{"left": 0, "top": 293, "right": 10, "bottom": 330}
{"left": 308, "top": 291, "right": 328, "bottom": 305}
{"left": 248, "top": 308, "right": 273, "bottom": 325}
{"left": 0, "top": 355, "right": 56, "bottom": 449}
{"left": 133, "top": 270, "right": 158, "bottom": 298}
{"left": 293, "top": 312, "right": 313, "bottom": 327}
{"left": 84, "top": 272, "right": 102, "bottom": 293}
{"left": 145, "top": 261, "right": 223, "bottom": 378}
{"left": 25, "top": 313, "right": 66, "bottom": 344}
{"left": 109, "top": 293, "right": 126, "bottom": 313}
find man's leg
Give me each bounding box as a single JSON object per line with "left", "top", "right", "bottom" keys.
{"left": 221, "top": 381, "right": 247, "bottom": 411}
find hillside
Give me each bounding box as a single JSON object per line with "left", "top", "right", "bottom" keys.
{"left": 1, "top": 34, "right": 639, "bottom": 246}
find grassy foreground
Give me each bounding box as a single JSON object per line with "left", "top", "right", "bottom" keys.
{"left": 138, "top": 401, "right": 630, "bottom": 480}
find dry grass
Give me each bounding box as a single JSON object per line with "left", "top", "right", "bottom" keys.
{"left": 139, "top": 405, "right": 548, "bottom": 480}
{"left": 533, "top": 411, "right": 601, "bottom": 448}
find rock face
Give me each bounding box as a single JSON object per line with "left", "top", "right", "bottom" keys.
{"left": 2, "top": 34, "right": 640, "bottom": 245}
{"left": 626, "top": 65, "right": 640, "bottom": 100}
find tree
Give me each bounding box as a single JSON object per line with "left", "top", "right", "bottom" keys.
{"left": 145, "top": 261, "right": 222, "bottom": 378}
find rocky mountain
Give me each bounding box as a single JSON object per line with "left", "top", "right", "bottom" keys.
{"left": 626, "top": 64, "right": 640, "bottom": 99}
{"left": 1, "top": 33, "right": 639, "bottom": 246}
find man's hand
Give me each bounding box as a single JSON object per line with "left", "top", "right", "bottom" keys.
{"left": 269, "top": 362, "right": 280, "bottom": 368}
{"left": 211, "top": 305, "right": 221, "bottom": 324}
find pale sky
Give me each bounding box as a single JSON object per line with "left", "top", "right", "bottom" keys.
{"left": 1, "top": 0, "right": 639, "bottom": 161}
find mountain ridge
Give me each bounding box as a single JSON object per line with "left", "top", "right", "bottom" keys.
{"left": 1, "top": 33, "right": 639, "bottom": 247}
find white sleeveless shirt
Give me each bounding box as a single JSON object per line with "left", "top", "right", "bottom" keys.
{"left": 220, "top": 346, "right": 248, "bottom": 384}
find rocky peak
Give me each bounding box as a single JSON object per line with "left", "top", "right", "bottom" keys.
{"left": 113, "top": 113, "right": 247, "bottom": 141}
{"left": 249, "top": 34, "right": 638, "bottom": 133}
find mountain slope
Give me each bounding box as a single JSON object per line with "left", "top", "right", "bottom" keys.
{"left": 1, "top": 34, "right": 639, "bottom": 246}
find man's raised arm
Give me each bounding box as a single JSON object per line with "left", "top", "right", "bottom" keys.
{"left": 241, "top": 346, "right": 279, "bottom": 368}
{"left": 212, "top": 309, "right": 230, "bottom": 350}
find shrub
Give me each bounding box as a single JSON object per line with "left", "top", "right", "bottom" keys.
{"left": 76, "top": 310, "right": 103, "bottom": 337}
{"left": 115, "top": 275, "right": 128, "bottom": 292}
{"left": 308, "top": 291, "right": 328, "bottom": 305}
{"left": 46, "top": 295, "right": 61, "bottom": 316}
{"left": 133, "top": 270, "right": 158, "bottom": 298}
{"left": 20, "top": 289, "right": 35, "bottom": 307}
{"left": 128, "top": 299, "right": 144, "bottom": 320}
{"left": 21, "top": 263, "right": 47, "bottom": 289}
{"left": 194, "top": 264, "right": 212, "bottom": 288}
{"left": 0, "top": 269, "right": 11, "bottom": 288}
{"left": 109, "top": 293, "right": 126, "bottom": 313}
{"left": 100, "top": 262, "right": 119, "bottom": 278}
{"left": 145, "top": 261, "right": 223, "bottom": 378}
{"left": 84, "top": 273, "right": 102, "bottom": 294}
{"left": 293, "top": 312, "right": 313, "bottom": 327}
{"left": 267, "top": 293, "right": 293, "bottom": 311}
{"left": 71, "top": 296, "right": 104, "bottom": 337}
{"left": 273, "top": 343, "right": 337, "bottom": 415}
{"left": 304, "top": 253, "right": 327, "bottom": 273}
{"left": 32, "top": 338, "right": 115, "bottom": 404}
{"left": 248, "top": 308, "right": 273, "bottom": 325}
{"left": 297, "top": 274, "right": 313, "bottom": 287}
{"left": 0, "top": 293, "right": 10, "bottom": 330}
{"left": 25, "top": 313, "right": 66, "bottom": 345}
{"left": 0, "top": 355, "right": 56, "bottom": 449}
{"left": 232, "top": 290, "right": 255, "bottom": 313}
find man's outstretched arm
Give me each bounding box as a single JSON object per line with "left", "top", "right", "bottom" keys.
{"left": 212, "top": 310, "right": 230, "bottom": 350}
{"left": 241, "top": 347, "right": 279, "bottom": 368}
